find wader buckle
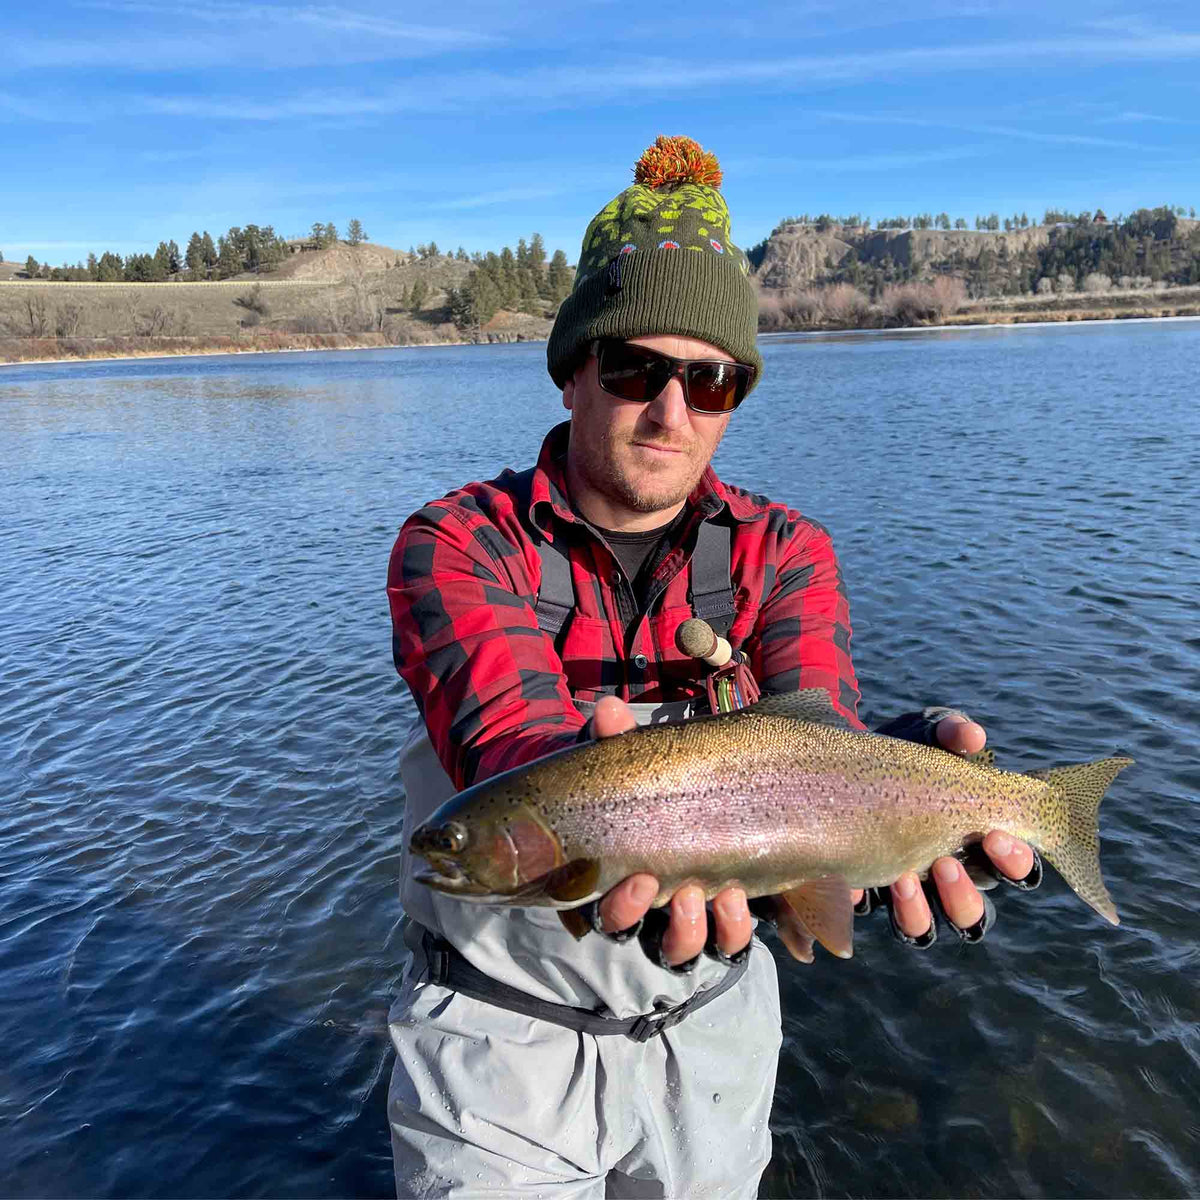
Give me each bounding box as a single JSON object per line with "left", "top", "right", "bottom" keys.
{"left": 628, "top": 995, "right": 696, "bottom": 1042}
{"left": 427, "top": 942, "right": 451, "bottom": 988}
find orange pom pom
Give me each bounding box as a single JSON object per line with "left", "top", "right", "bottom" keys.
{"left": 633, "top": 135, "right": 723, "bottom": 190}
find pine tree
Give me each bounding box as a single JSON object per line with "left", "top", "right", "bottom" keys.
{"left": 410, "top": 277, "right": 429, "bottom": 311}
{"left": 25, "top": 255, "right": 38, "bottom": 278}
{"left": 347, "top": 218, "right": 365, "bottom": 246}
{"left": 324, "top": 222, "right": 339, "bottom": 245}
{"left": 201, "top": 231, "right": 217, "bottom": 270}
{"left": 96, "top": 251, "right": 123, "bottom": 282}
{"left": 529, "top": 233, "right": 547, "bottom": 269}
{"left": 186, "top": 232, "right": 204, "bottom": 274}
{"left": 310, "top": 221, "right": 326, "bottom": 248}
{"left": 547, "top": 249, "right": 572, "bottom": 304}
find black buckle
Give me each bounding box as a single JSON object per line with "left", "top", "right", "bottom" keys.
{"left": 628, "top": 996, "right": 695, "bottom": 1042}
{"left": 423, "top": 934, "right": 451, "bottom": 987}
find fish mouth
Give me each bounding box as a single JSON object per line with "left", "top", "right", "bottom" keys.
{"left": 412, "top": 858, "right": 515, "bottom": 903}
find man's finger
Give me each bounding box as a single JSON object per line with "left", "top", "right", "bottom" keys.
{"left": 890, "top": 871, "right": 933, "bottom": 939}
{"left": 712, "top": 886, "right": 752, "bottom": 957}
{"left": 982, "top": 831, "right": 1036, "bottom": 881}
{"left": 598, "top": 873, "right": 657, "bottom": 933}
{"left": 590, "top": 695, "right": 637, "bottom": 739}
{"left": 930, "top": 856, "right": 984, "bottom": 929}
{"left": 661, "top": 885, "right": 707, "bottom": 966}
{"left": 935, "top": 714, "right": 987, "bottom": 756}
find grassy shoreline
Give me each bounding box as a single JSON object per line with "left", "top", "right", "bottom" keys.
{"left": 4, "top": 299, "right": 1199, "bottom": 367}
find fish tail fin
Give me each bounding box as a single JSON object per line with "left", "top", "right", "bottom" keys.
{"left": 1026, "top": 754, "right": 1132, "bottom": 926}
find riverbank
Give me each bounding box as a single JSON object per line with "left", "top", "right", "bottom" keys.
{"left": 6, "top": 296, "right": 1200, "bottom": 366}
{"left": 0, "top": 327, "right": 539, "bottom": 366}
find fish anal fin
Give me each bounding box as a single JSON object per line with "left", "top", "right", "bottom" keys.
{"left": 773, "top": 904, "right": 816, "bottom": 963}
{"left": 542, "top": 858, "right": 602, "bottom": 903}
{"left": 752, "top": 688, "right": 858, "bottom": 732}
{"left": 777, "top": 876, "right": 855, "bottom": 959}
{"left": 557, "top": 908, "right": 592, "bottom": 940}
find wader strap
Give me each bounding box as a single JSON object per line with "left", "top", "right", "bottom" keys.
{"left": 689, "top": 519, "right": 735, "bottom": 638}
{"left": 532, "top": 526, "right": 574, "bottom": 639}
{"left": 422, "top": 930, "right": 747, "bottom": 1042}
{"left": 508, "top": 466, "right": 736, "bottom": 641}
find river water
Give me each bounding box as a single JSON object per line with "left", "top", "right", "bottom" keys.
{"left": 2, "top": 322, "right": 1197, "bottom": 1198}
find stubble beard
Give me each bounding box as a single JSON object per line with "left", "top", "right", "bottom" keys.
{"left": 583, "top": 426, "right": 719, "bottom": 515}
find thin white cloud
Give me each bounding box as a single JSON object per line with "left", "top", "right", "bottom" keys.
{"left": 13, "top": 1, "right": 496, "bottom": 71}
{"left": 1104, "top": 110, "right": 1194, "bottom": 125}
{"left": 735, "top": 147, "right": 984, "bottom": 173}
{"left": 84, "top": 0, "right": 497, "bottom": 45}
{"left": 7, "top": 30, "right": 1200, "bottom": 120}
{"left": 440, "top": 187, "right": 569, "bottom": 210}
{"left": 810, "top": 109, "right": 1156, "bottom": 151}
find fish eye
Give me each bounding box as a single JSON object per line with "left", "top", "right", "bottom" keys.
{"left": 437, "top": 822, "right": 467, "bottom": 854}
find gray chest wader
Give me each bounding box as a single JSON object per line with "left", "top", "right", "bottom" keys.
{"left": 389, "top": 494, "right": 781, "bottom": 1198}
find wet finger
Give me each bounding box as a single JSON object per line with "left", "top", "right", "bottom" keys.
{"left": 661, "top": 885, "right": 707, "bottom": 966}
{"left": 598, "top": 873, "right": 657, "bottom": 933}
{"left": 590, "top": 696, "right": 638, "bottom": 739}
{"left": 712, "top": 887, "right": 752, "bottom": 957}
{"left": 931, "top": 856, "right": 985, "bottom": 928}
{"left": 982, "top": 831, "right": 1036, "bottom": 881}
{"left": 935, "top": 715, "right": 987, "bottom": 756}
{"left": 890, "top": 871, "right": 933, "bottom": 939}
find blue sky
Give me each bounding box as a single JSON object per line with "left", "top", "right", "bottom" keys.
{"left": 2, "top": 1, "right": 1198, "bottom": 265}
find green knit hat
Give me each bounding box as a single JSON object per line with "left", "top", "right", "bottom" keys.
{"left": 547, "top": 135, "right": 762, "bottom": 392}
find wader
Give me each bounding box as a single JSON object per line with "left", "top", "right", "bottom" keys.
{"left": 388, "top": 500, "right": 782, "bottom": 1199}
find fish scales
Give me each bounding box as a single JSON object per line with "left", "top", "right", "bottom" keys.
{"left": 410, "top": 688, "right": 1131, "bottom": 941}
{"left": 493, "top": 711, "right": 1046, "bottom": 898}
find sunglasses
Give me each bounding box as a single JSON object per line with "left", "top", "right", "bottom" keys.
{"left": 592, "top": 339, "right": 755, "bottom": 414}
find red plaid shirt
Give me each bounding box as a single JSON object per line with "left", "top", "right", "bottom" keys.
{"left": 388, "top": 422, "right": 863, "bottom": 790}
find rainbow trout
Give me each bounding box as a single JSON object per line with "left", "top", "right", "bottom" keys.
{"left": 410, "top": 689, "right": 1131, "bottom": 958}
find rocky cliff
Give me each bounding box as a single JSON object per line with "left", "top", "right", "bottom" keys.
{"left": 754, "top": 223, "right": 1051, "bottom": 291}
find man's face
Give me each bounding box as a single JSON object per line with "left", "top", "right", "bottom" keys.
{"left": 562, "top": 333, "right": 734, "bottom": 526}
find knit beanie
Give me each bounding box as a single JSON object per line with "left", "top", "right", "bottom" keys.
{"left": 547, "top": 135, "right": 762, "bottom": 392}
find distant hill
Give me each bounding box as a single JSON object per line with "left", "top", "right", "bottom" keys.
{"left": 752, "top": 210, "right": 1200, "bottom": 300}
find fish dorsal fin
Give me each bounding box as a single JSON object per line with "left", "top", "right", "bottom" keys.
{"left": 752, "top": 688, "right": 858, "bottom": 732}
{"left": 776, "top": 876, "right": 855, "bottom": 959}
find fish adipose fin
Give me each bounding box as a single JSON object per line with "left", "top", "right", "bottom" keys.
{"left": 753, "top": 688, "right": 859, "bottom": 732}
{"left": 777, "top": 876, "right": 855, "bottom": 959}
{"left": 1025, "top": 755, "right": 1133, "bottom": 926}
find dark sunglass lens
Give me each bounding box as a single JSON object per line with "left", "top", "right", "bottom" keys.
{"left": 600, "top": 343, "right": 670, "bottom": 401}
{"left": 685, "top": 362, "right": 748, "bottom": 412}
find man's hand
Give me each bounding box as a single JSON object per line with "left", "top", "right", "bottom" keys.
{"left": 852, "top": 713, "right": 1036, "bottom": 938}
{"left": 590, "top": 697, "right": 753, "bottom": 968}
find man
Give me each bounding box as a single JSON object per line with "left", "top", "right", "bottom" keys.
{"left": 386, "top": 136, "right": 1039, "bottom": 1198}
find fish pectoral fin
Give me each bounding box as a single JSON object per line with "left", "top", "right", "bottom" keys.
{"left": 777, "top": 877, "right": 855, "bottom": 959}
{"left": 751, "top": 688, "right": 859, "bottom": 732}
{"left": 557, "top": 908, "right": 592, "bottom": 940}
{"left": 541, "top": 858, "right": 603, "bottom": 903}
